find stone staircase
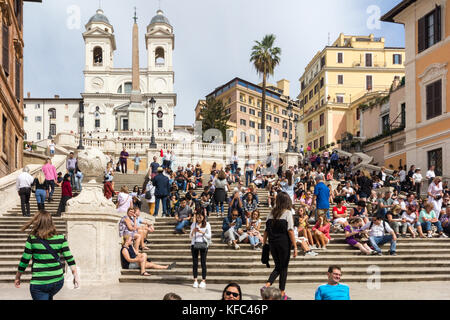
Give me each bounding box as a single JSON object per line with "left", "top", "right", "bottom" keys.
{"left": 0, "top": 187, "right": 67, "bottom": 283}
{"left": 112, "top": 174, "right": 450, "bottom": 284}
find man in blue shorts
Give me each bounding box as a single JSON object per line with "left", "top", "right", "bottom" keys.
{"left": 315, "top": 265, "right": 350, "bottom": 300}
{"left": 313, "top": 176, "right": 330, "bottom": 220}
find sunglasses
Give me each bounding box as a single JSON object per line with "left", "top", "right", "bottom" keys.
{"left": 225, "top": 290, "right": 239, "bottom": 298}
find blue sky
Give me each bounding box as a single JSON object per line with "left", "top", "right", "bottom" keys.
{"left": 23, "top": 0, "right": 404, "bottom": 125}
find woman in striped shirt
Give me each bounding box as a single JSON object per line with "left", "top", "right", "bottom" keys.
{"left": 15, "top": 210, "right": 79, "bottom": 300}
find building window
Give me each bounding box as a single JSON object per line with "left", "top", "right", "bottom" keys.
{"left": 93, "top": 46, "right": 103, "bottom": 65}
{"left": 158, "top": 119, "right": 163, "bottom": 128}
{"left": 240, "top": 132, "right": 246, "bottom": 143}
{"left": 227, "top": 97, "right": 232, "bottom": 105}
{"left": 257, "top": 100, "right": 261, "bottom": 108}
{"left": 309, "top": 90, "right": 313, "bottom": 99}
{"left": 283, "top": 120, "right": 288, "bottom": 129}
{"left": 274, "top": 117, "right": 280, "bottom": 123}
{"left": 301, "top": 81, "right": 305, "bottom": 91}
{"left": 366, "top": 75, "right": 373, "bottom": 91}
{"left": 124, "top": 82, "right": 132, "bottom": 94}
{"left": 393, "top": 54, "right": 402, "bottom": 65}
{"left": 320, "top": 77, "right": 324, "bottom": 88}
{"left": 50, "top": 124, "right": 56, "bottom": 136}
{"left": 274, "top": 129, "right": 279, "bottom": 136}
{"left": 283, "top": 132, "right": 288, "bottom": 139}
{"left": 250, "top": 135, "right": 256, "bottom": 142}
{"left": 258, "top": 112, "right": 262, "bottom": 117}
{"left": 382, "top": 114, "right": 390, "bottom": 133}
{"left": 15, "top": 60, "right": 20, "bottom": 101}
{"left": 248, "top": 97, "right": 254, "bottom": 105}
{"left": 418, "top": 6, "right": 441, "bottom": 53}
{"left": 320, "top": 55, "right": 326, "bottom": 69}
{"left": 258, "top": 123, "right": 262, "bottom": 129}
{"left": 365, "top": 53, "right": 372, "bottom": 67}
{"left": 273, "top": 106, "right": 278, "bottom": 114}
{"left": 95, "top": 119, "right": 100, "bottom": 128}
{"left": 304, "top": 96, "right": 308, "bottom": 104}
{"left": 426, "top": 80, "right": 442, "bottom": 120}
{"left": 2, "top": 23, "right": 9, "bottom": 76}
{"left": 337, "top": 75, "right": 343, "bottom": 85}
{"left": 282, "top": 109, "right": 287, "bottom": 116}
{"left": 249, "top": 108, "right": 256, "bottom": 115}
{"left": 48, "top": 108, "right": 56, "bottom": 119}
{"left": 314, "top": 84, "right": 319, "bottom": 94}
{"left": 249, "top": 121, "right": 255, "bottom": 128}
{"left": 240, "top": 94, "right": 245, "bottom": 102}
{"left": 155, "top": 47, "right": 165, "bottom": 65}
{"left": 314, "top": 139, "right": 318, "bottom": 149}
{"left": 320, "top": 136, "right": 324, "bottom": 148}
{"left": 401, "top": 103, "right": 406, "bottom": 126}
{"left": 308, "top": 120, "right": 312, "bottom": 133}
{"left": 37, "top": 132, "right": 41, "bottom": 140}
{"left": 337, "top": 52, "right": 343, "bottom": 63}
{"left": 240, "top": 119, "right": 246, "bottom": 126}
{"left": 428, "top": 148, "right": 442, "bottom": 176}
{"left": 320, "top": 113, "right": 324, "bottom": 126}
{"left": 336, "top": 95, "right": 344, "bottom": 103}
{"left": 35, "top": 104, "right": 40, "bottom": 109}
{"left": 2, "top": 115, "right": 7, "bottom": 154}
{"left": 356, "top": 108, "right": 360, "bottom": 120}
{"left": 35, "top": 116, "right": 42, "bottom": 122}
{"left": 266, "top": 114, "right": 272, "bottom": 121}
{"left": 225, "top": 108, "right": 231, "bottom": 115}
{"left": 240, "top": 105, "right": 247, "bottom": 113}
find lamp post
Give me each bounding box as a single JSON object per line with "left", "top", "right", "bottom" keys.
{"left": 47, "top": 109, "right": 52, "bottom": 139}
{"left": 149, "top": 97, "right": 157, "bottom": 149}
{"left": 77, "top": 101, "right": 85, "bottom": 150}
{"left": 285, "top": 99, "right": 294, "bottom": 153}
{"left": 293, "top": 117, "right": 299, "bottom": 152}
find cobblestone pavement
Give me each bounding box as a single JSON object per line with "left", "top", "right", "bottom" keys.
{"left": 1, "top": 281, "right": 449, "bottom": 300}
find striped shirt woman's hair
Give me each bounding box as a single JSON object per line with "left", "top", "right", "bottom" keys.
{"left": 20, "top": 210, "right": 57, "bottom": 239}
{"left": 271, "top": 192, "right": 292, "bottom": 220}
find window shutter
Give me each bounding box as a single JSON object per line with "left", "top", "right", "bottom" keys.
{"left": 418, "top": 17, "right": 426, "bottom": 53}
{"left": 434, "top": 6, "right": 441, "bottom": 43}
{"left": 2, "top": 24, "right": 9, "bottom": 76}
{"left": 426, "top": 83, "right": 434, "bottom": 120}
{"left": 393, "top": 54, "right": 395, "bottom": 65}
{"left": 434, "top": 80, "right": 442, "bottom": 117}
{"left": 399, "top": 54, "right": 402, "bottom": 65}
{"left": 15, "top": 60, "right": 20, "bottom": 102}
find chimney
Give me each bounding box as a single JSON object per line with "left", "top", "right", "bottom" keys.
{"left": 54, "top": 95, "right": 60, "bottom": 99}
{"left": 27, "top": 92, "right": 30, "bottom": 98}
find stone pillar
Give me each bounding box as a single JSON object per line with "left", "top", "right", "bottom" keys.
{"left": 283, "top": 152, "right": 300, "bottom": 169}
{"left": 63, "top": 147, "right": 121, "bottom": 285}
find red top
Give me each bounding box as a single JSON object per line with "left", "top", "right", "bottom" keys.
{"left": 332, "top": 206, "right": 347, "bottom": 219}
{"left": 104, "top": 181, "right": 114, "bottom": 199}
{"left": 312, "top": 221, "right": 331, "bottom": 240}
{"left": 62, "top": 181, "right": 72, "bottom": 197}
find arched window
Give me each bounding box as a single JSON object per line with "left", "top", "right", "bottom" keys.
{"left": 117, "top": 85, "right": 122, "bottom": 93}
{"left": 155, "top": 47, "right": 165, "bottom": 65}
{"left": 93, "top": 46, "right": 103, "bottom": 65}
{"left": 95, "top": 109, "right": 100, "bottom": 128}
{"left": 48, "top": 108, "right": 56, "bottom": 119}
{"left": 124, "top": 82, "right": 132, "bottom": 94}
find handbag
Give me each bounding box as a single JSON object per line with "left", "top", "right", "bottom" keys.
{"left": 35, "top": 237, "right": 66, "bottom": 274}
{"left": 193, "top": 223, "right": 209, "bottom": 250}
{"left": 145, "top": 190, "right": 152, "bottom": 200}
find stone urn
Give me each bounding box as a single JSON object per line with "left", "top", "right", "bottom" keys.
{"left": 76, "top": 147, "right": 110, "bottom": 183}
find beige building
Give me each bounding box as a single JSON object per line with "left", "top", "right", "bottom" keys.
{"left": 297, "top": 33, "right": 405, "bottom": 151}
{"left": 195, "top": 77, "right": 301, "bottom": 145}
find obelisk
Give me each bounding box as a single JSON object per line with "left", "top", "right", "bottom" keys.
{"left": 128, "top": 7, "right": 145, "bottom": 130}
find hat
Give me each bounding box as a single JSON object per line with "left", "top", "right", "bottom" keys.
{"left": 157, "top": 167, "right": 164, "bottom": 172}
{"left": 399, "top": 194, "right": 407, "bottom": 199}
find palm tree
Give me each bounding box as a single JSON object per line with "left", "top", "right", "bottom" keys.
{"left": 250, "top": 34, "right": 281, "bottom": 141}
{"left": 197, "top": 97, "right": 231, "bottom": 142}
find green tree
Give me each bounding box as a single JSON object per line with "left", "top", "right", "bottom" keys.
{"left": 197, "top": 97, "right": 231, "bottom": 142}
{"left": 250, "top": 34, "right": 281, "bottom": 140}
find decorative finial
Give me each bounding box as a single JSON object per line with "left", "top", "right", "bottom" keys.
{"left": 133, "top": 7, "right": 137, "bottom": 23}
{"left": 158, "top": 0, "right": 161, "bottom": 10}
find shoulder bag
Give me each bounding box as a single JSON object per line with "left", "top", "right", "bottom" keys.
{"left": 35, "top": 237, "right": 67, "bottom": 274}
{"left": 193, "top": 223, "right": 209, "bottom": 250}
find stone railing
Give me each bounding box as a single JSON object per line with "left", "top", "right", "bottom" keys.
{"left": 0, "top": 154, "right": 67, "bottom": 216}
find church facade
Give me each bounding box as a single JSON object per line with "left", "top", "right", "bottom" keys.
{"left": 24, "top": 8, "right": 177, "bottom": 141}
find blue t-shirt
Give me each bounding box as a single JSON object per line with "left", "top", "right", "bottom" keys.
{"left": 314, "top": 182, "right": 330, "bottom": 209}
{"left": 150, "top": 162, "right": 160, "bottom": 173}
{"left": 315, "top": 283, "right": 350, "bottom": 300}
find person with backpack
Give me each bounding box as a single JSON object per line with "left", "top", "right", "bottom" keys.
{"left": 15, "top": 210, "right": 79, "bottom": 300}
{"left": 360, "top": 215, "right": 397, "bottom": 256}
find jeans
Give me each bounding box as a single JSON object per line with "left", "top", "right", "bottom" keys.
{"left": 231, "top": 163, "right": 238, "bottom": 174}
{"left": 46, "top": 180, "right": 55, "bottom": 200}
{"left": 120, "top": 161, "right": 127, "bottom": 174}
{"left": 389, "top": 221, "right": 402, "bottom": 234}
{"left": 249, "top": 235, "right": 260, "bottom": 246}
{"left": 68, "top": 169, "right": 76, "bottom": 189}
{"left": 35, "top": 189, "right": 46, "bottom": 204}
{"left": 369, "top": 235, "right": 396, "bottom": 254}
{"left": 177, "top": 180, "right": 186, "bottom": 192}
{"left": 19, "top": 187, "right": 31, "bottom": 216}
{"left": 215, "top": 202, "right": 224, "bottom": 214}
{"left": 74, "top": 173, "right": 83, "bottom": 191}
{"left": 175, "top": 219, "right": 190, "bottom": 233}
{"left": 224, "top": 228, "right": 248, "bottom": 243}
{"left": 154, "top": 196, "right": 168, "bottom": 216}
{"left": 421, "top": 221, "right": 443, "bottom": 233}
{"left": 30, "top": 279, "right": 64, "bottom": 300}
{"left": 191, "top": 245, "right": 208, "bottom": 280}
{"left": 245, "top": 171, "right": 253, "bottom": 187}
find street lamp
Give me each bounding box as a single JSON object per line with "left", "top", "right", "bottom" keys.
{"left": 293, "top": 117, "right": 299, "bottom": 152}
{"left": 47, "top": 109, "right": 52, "bottom": 139}
{"left": 77, "top": 101, "right": 85, "bottom": 150}
{"left": 149, "top": 97, "right": 157, "bottom": 149}
{"left": 285, "top": 98, "right": 294, "bottom": 153}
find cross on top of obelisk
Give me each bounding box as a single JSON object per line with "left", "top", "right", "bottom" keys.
{"left": 133, "top": 7, "right": 137, "bottom": 23}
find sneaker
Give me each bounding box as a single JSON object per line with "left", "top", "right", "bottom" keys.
{"left": 193, "top": 281, "right": 199, "bottom": 288}
{"left": 254, "top": 247, "right": 262, "bottom": 251}
{"left": 390, "top": 252, "right": 397, "bottom": 256}
{"left": 427, "top": 233, "right": 433, "bottom": 238}
{"left": 167, "top": 262, "right": 177, "bottom": 270}
{"left": 228, "top": 241, "right": 233, "bottom": 247}
{"left": 234, "top": 244, "right": 240, "bottom": 250}
{"left": 376, "top": 252, "right": 383, "bottom": 256}
{"left": 199, "top": 281, "right": 206, "bottom": 289}
{"left": 439, "top": 233, "right": 449, "bottom": 238}
{"left": 310, "top": 245, "right": 318, "bottom": 250}
{"left": 306, "top": 251, "right": 317, "bottom": 257}
{"left": 281, "top": 294, "right": 292, "bottom": 300}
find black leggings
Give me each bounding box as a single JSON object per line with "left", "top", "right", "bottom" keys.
{"left": 268, "top": 241, "right": 291, "bottom": 291}
{"left": 191, "top": 245, "right": 208, "bottom": 280}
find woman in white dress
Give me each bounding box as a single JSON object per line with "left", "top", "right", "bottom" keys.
{"left": 428, "top": 177, "right": 444, "bottom": 219}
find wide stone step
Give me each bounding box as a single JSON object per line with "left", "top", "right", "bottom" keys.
{"left": 117, "top": 274, "right": 450, "bottom": 284}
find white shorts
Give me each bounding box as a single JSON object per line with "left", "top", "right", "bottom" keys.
{"left": 333, "top": 218, "right": 347, "bottom": 225}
